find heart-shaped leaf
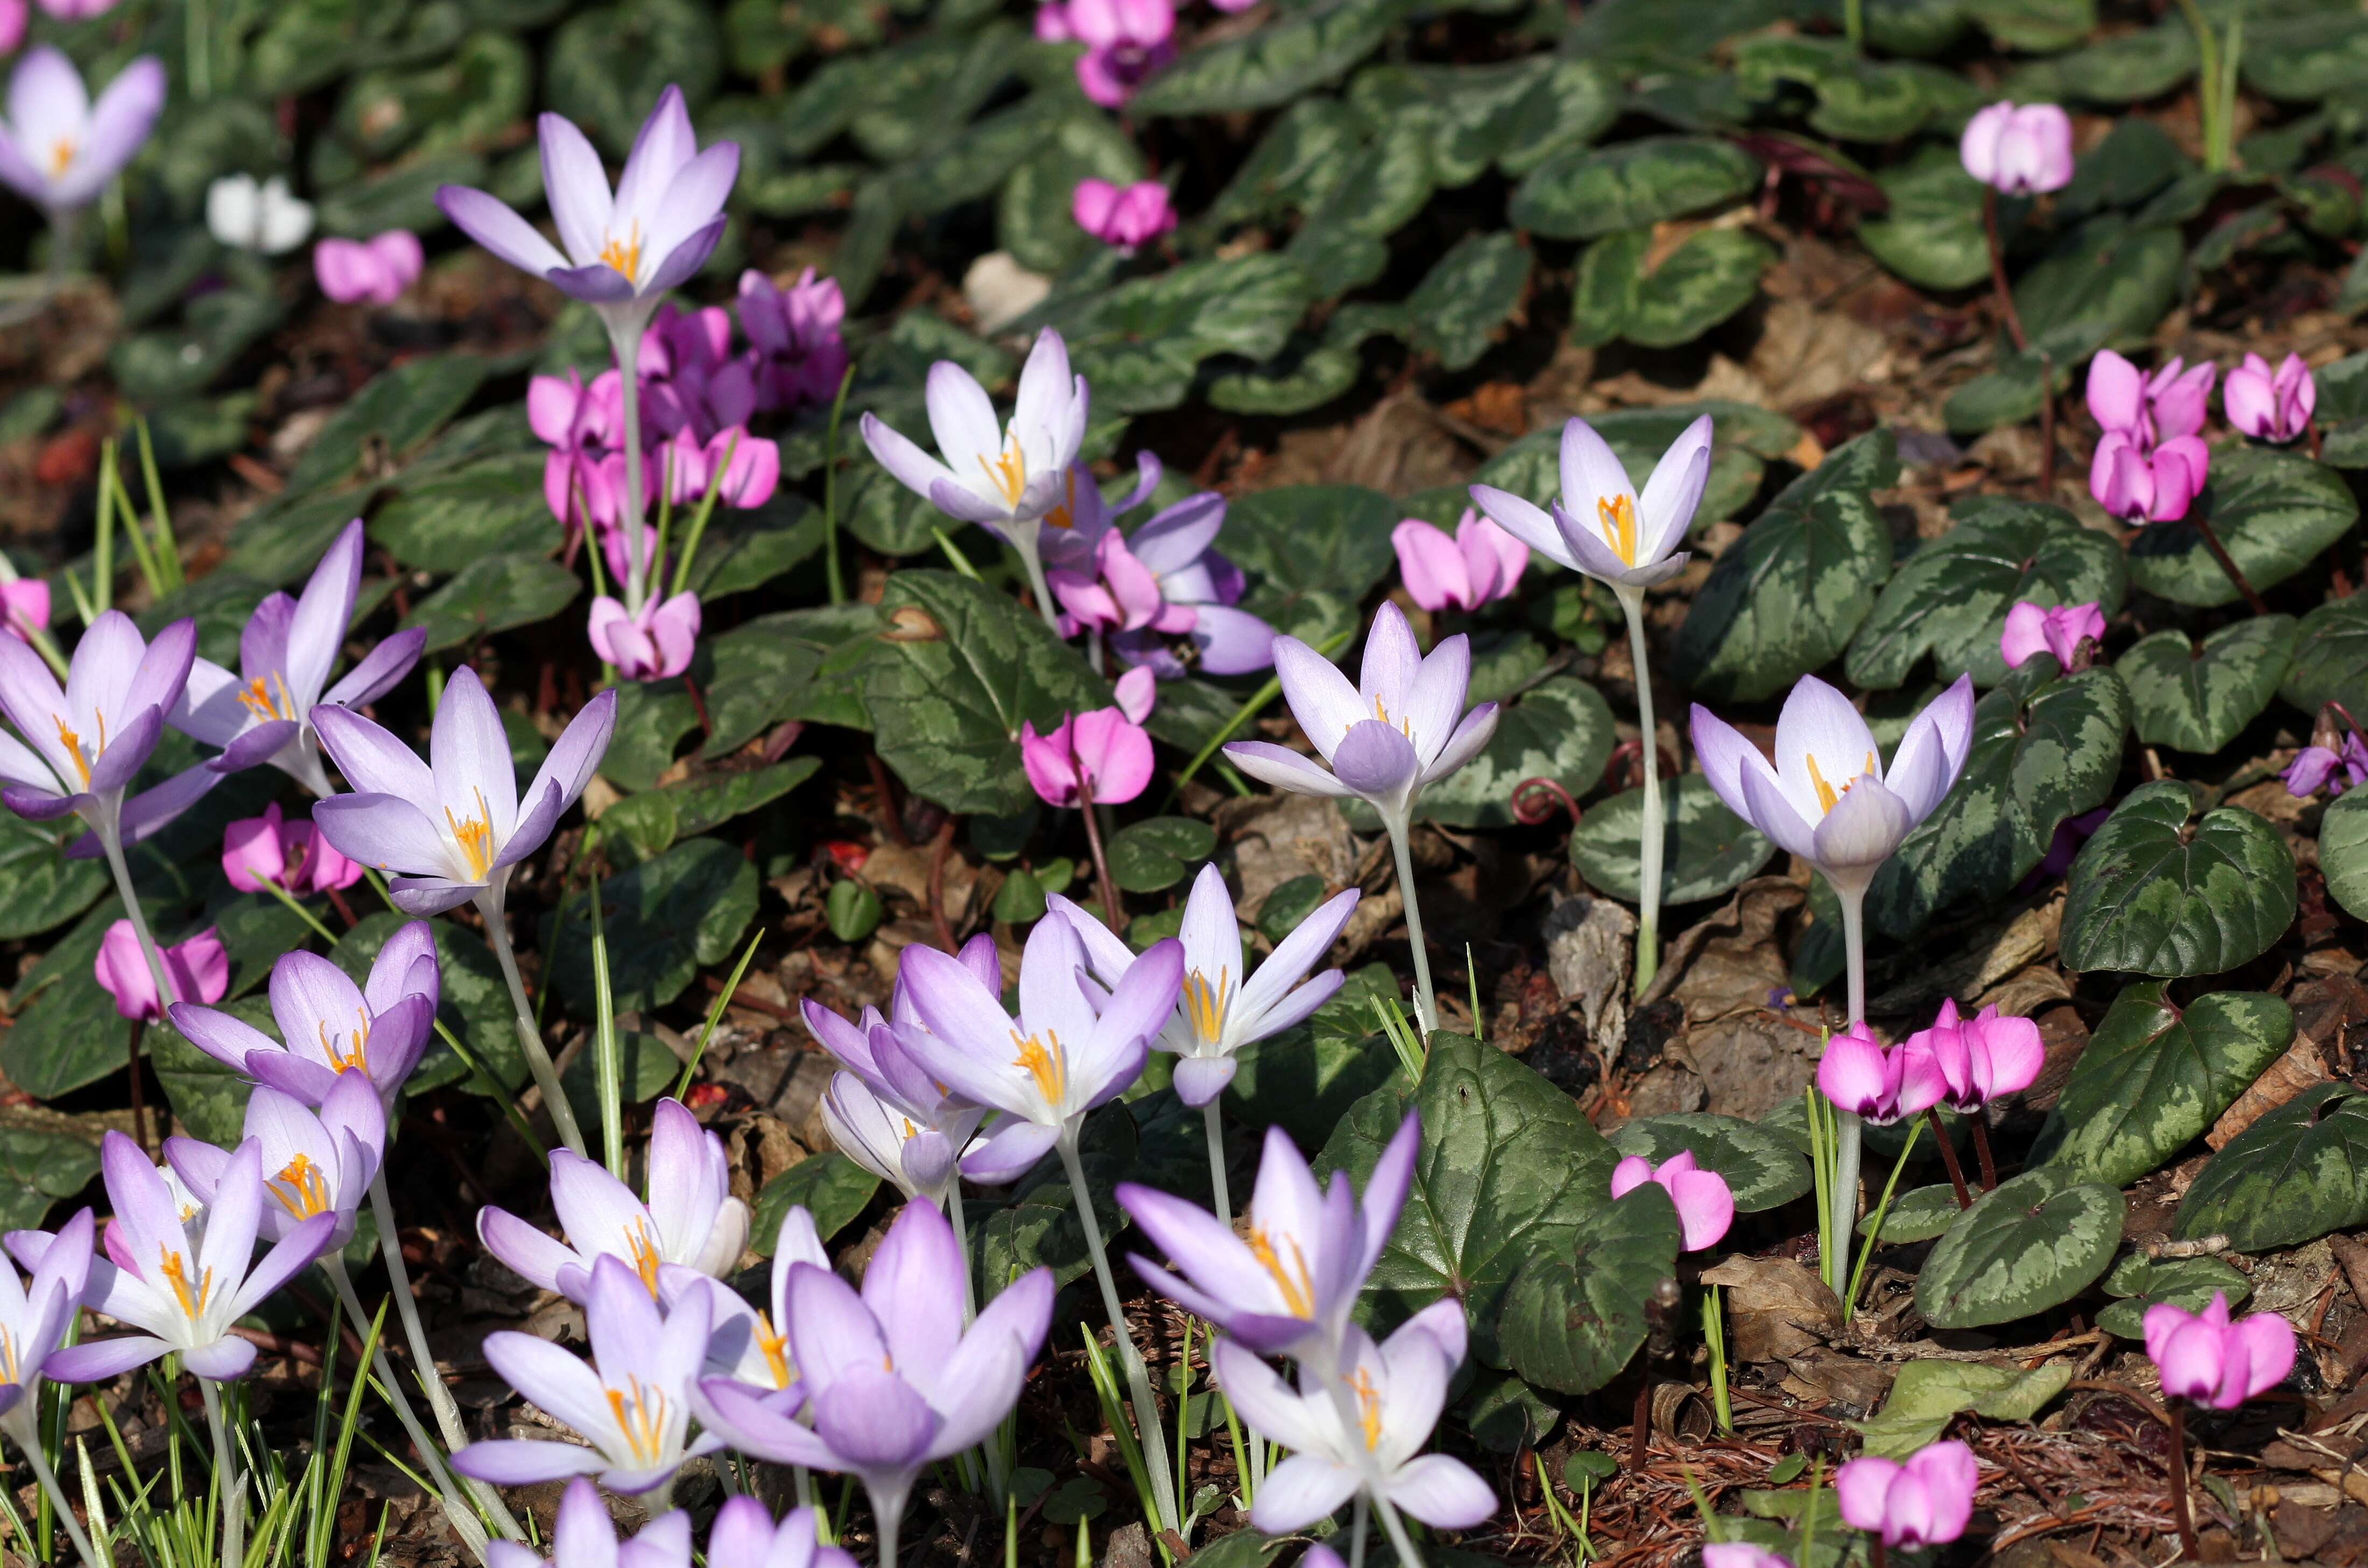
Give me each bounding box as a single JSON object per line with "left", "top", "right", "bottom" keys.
{"left": 1498, "top": 1183, "right": 1681, "bottom": 1395}
{"left": 752, "top": 1152, "right": 882, "bottom": 1250}
{"left": 1380, "top": 677, "right": 1615, "bottom": 830}
{"left": 2095, "top": 1253, "right": 2251, "bottom": 1338}
{"left": 2118, "top": 615, "right": 2298, "bottom": 754}
{"left": 2278, "top": 595, "right": 2368, "bottom": 721}
{"left": 2060, "top": 781, "right": 2297, "bottom": 977}
{"left": 1856, "top": 1183, "right": 1964, "bottom": 1242}
{"left": 0, "top": 1115, "right": 102, "bottom": 1231}
{"left": 1509, "top": 136, "right": 1760, "bottom": 241}
{"left": 1864, "top": 659, "right": 2129, "bottom": 938}
{"left": 1915, "top": 1167, "right": 2122, "bottom": 1329}
{"left": 1857, "top": 146, "right": 1989, "bottom": 291}
{"left": 1673, "top": 428, "right": 1898, "bottom": 702}
{"left": 1572, "top": 227, "right": 1777, "bottom": 350}
{"left": 545, "top": 0, "right": 724, "bottom": 152}
{"left": 541, "top": 838, "right": 760, "bottom": 1015}
{"left": 2008, "top": 25, "right": 2198, "bottom": 106}
{"left": 1608, "top": 1112, "right": 1811, "bottom": 1211}
{"left": 1108, "top": 817, "right": 1219, "bottom": 894}
{"left": 2316, "top": 788, "right": 2368, "bottom": 923}
{"left": 1406, "top": 231, "right": 1532, "bottom": 370}
{"left": 1047, "top": 256, "right": 1319, "bottom": 414}
{"left": 1130, "top": 0, "right": 1401, "bottom": 115}
{"left": 1569, "top": 774, "right": 1777, "bottom": 907}
{"left": 2174, "top": 1083, "right": 2368, "bottom": 1250}
{"left": 400, "top": 554, "right": 582, "bottom": 655}
{"left": 1845, "top": 498, "right": 2128, "bottom": 690}
{"left": 1225, "top": 484, "right": 1401, "bottom": 648}
{"left": 0, "top": 813, "right": 108, "bottom": 943}
{"left": 2029, "top": 981, "right": 2293, "bottom": 1188}
{"left": 2127, "top": 447, "right": 2358, "bottom": 607}
{"left": 1315, "top": 1034, "right": 1620, "bottom": 1361}
{"left": 287, "top": 354, "right": 495, "bottom": 496}
{"left": 372, "top": 455, "right": 561, "bottom": 572}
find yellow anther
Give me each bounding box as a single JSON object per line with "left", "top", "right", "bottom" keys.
{"left": 976, "top": 436, "right": 1027, "bottom": 507}
{"left": 0, "top": 1327, "right": 21, "bottom": 1387}
{"left": 159, "top": 1248, "right": 212, "bottom": 1323}
{"left": 320, "top": 1009, "right": 371, "bottom": 1076}
{"left": 235, "top": 672, "right": 297, "bottom": 722}
{"left": 1246, "top": 1225, "right": 1315, "bottom": 1319}
{"left": 46, "top": 139, "right": 72, "bottom": 179}
{"left": 269, "top": 1153, "right": 332, "bottom": 1220}
{"left": 443, "top": 788, "right": 496, "bottom": 880}
{"left": 755, "top": 1315, "right": 793, "bottom": 1389}
{"left": 1805, "top": 751, "right": 1876, "bottom": 816}
{"left": 1045, "top": 470, "right": 1079, "bottom": 531}
{"left": 1346, "top": 1366, "right": 1384, "bottom": 1451}
{"left": 598, "top": 222, "right": 642, "bottom": 282}
{"left": 624, "top": 1219, "right": 663, "bottom": 1297}
{"left": 53, "top": 712, "right": 103, "bottom": 788}
{"left": 604, "top": 1376, "right": 667, "bottom": 1466}
{"left": 1597, "top": 494, "right": 1638, "bottom": 566}
{"left": 1183, "top": 969, "right": 1230, "bottom": 1047}
{"left": 1011, "top": 1030, "right": 1066, "bottom": 1106}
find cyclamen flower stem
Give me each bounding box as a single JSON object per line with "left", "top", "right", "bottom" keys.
{"left": 477, "top": 889, "right": 590, "bottom": 1158}
{"left": 2189, "top": 511, "right": 2268, "bottom": 617}
{"left": 1981, "top": 190, "right": 2029, "bottom": 353}
{"left": 1203, "top": 1100, "right": 1232, "bottom": 1230}
{"left": 1055, "top": 1128, "right": 1183, "bottom": 1536}
{"left": 199, "top": 1374, "right": 244, "bottom": 1568}
{"left": 11, "top": 1430, "right": 102, "bottom": 1568}
{"left": 1075, "top": 790, "right": 1124, "bottom": 935}
{"left": 1928, "top": 1107, "right": 1973, "bottom": 1210}
{"left": 322, "top": 1256, "right": 495, "bottom": 1564}
{"left": 1970, "top": 1116, "right": 2000, "bottom": 1191}
{"left": 368, "top": 1172, "right": 527, "bottom": 1542}
{"left": 2167, "top": 1401, "right": 2200, "bottom": 1560}
{"left": 1385, "top": 817, "right": 1439, "bottom": 1036}
{"left": 1615, "top": 585, "right": 1664, "bottom": 997}
{"left": 1829, "top": 886, "right": 1869, "bottom": 1299}
{"left": 822, "top": 363, "right": 855, "bottom": 606}
{"left": 608, "top": 321, "right": 650, "bottom": 616}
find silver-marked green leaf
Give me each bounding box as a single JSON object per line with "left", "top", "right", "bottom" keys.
{"left": 752, "top": 1152, "right": 880, "bottom": 1249}
{"left": 2174, "top": 1084, "right": 2368, "bottom": 1250}
{"left": 1916, "top": 1168, "right": 2122, "bottom": 1329}
{"left": 2118, "top": 615, "right": 2297, "bottom": 754}
{"left": 2128, "top": 447, "right": 2358, "bottom": 608}
{"left": 2061, "top": 780, "right": 2297, "bottom": 977}
{"left": 1498, "top": 1183, "right": 1681, "bottom": 1395}
{"left": 1131, "top": 0, "right": 1403, "bottom": 115}
{"left": 1857, "top": 145, "right": 1989, "bottom": 290}
{"left": 1856, "top": 1183, "right": 1963, "bottom": 1242}
{"left": 1226, "top": 484, "right": 1400, "bottom": 649}
{"left": 2095, "top": 1253, "right": 2250, "bottom": 1338}
{"left": 1608, "top": 1112, "right": 1811, "bottom": 1211}
{"left": 1382, "top": 677, "right": 1615, "bottom": 830}
{"left": 2281, "top": 595, "right": 2368, "bottom": 721}
{"left": 1569, "top": 775, "right": 1776, "bottom": 907}
{"left": 1624, "top": 228, "right": 1777, "bottom": 349}
{"left": 1406, "top": 231, "right": 1531, "bottom": 370}
{"left": 542, "top": 838, "right": 759, "bottom": 1016}
{"left": 400, "top": 553, "right": 581, "bottom": 655}
{"left": 2319, "top": 788, "right": 2368, "bottom": 924}
{"left": 1509, "top": 136, "right": 1760, "bottom": 241}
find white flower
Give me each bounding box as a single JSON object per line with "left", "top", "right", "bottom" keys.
{"left": 208, "top": 174, "right": 314, "bottom": 255}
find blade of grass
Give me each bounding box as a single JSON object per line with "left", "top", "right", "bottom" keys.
{"left": 1161, "top": 626, "right": 1355, "bottom": 809}
{"left": 133, "top": 418, "right": 180, "bottom": 592}
{"left": 675, "top": 930, "right": 763, "bottom": 1099}
{"left": 589, "top": 865, "right": 623, "bottom": 1177}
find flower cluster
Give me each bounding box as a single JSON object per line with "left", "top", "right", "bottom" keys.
{"left": 2087, "top": 350, "right": 2214, "bottom": 524}
{"left": 1819, "top": 1001, "right": 2042, "bottom": 1124}
{"left": 1958, "top": 101, "right": 2073, "bottom": 194}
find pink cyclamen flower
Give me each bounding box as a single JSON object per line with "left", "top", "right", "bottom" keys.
{"left": 2029, "top": 805, "right": 2109, "bottom": 882}
{"left": 1958, "top": 102, "right": 2074, "bottom": 195}
{"left": 95, "top": 921, "right": 225, "bottom": 1022}
{"left": 1817, "top": 1021, "right": 1945, "bottom": 1126}
{"left": 38, "top": 0, "right": 119, "bottom": 15}
{"left": 1905, "top": 999, "right": 2042, "bottom": 1112}
{"left": 588, "top": 591, "right": 701, "bottom": 683}
{"left": 313, "top": 231, "right": 423, "bottom": 305}
{"left": 2090, "top": 430, "right": 2208, "bottom": 524}
{"left": 1060, "top": 0, "right": 1175, "bottom": 107}
{"left": 1608, "top": 1151, "right": 1732, "bottom": 1252}
{"left": 221, "top": 800, "right": 362, "bottom": 896}
{"left": 1703, "top": 1549, "right": 1792, "bottom": 1568}
{"left": 1073, "top": 179, "right": 1175, "bottom": 249}
{"left": 0, "top": 579, "right": 46, "bottom": 644}
{"left": 2226, "top": 352, "right": 2316, "bottom": 445}
{"left": 2085, "top": 351, "right": 2214, "bottom": 448}
{"left": 1999, "top": 600, "right": 2104, "bottom": 670}
{"left": 1392, "top": 510, "right": 1529, "bottom": 615}
{"left": 1836, "top": 1440, "right": 1979, "bottom": 1550}
{"left": 0, "top": 2, "right": 23, "bottom": 56}
{"left": 738, "top": 267, "right": 848, "bottom": 412}
{"left": 2288, "top": 733, "right": 2368, "bottom": 799}
{"left": 1021, "top": 707, "right": 1154, "bottom": 807}
{"left": 2145, "top": 1292, "right": 2296, "bottom": 1410}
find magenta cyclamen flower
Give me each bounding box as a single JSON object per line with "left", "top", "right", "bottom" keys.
{"left": 1999, "top": 600, "right": 2104, "bottom": 670}
{"left": 166, "top": 1072, "right": 385, "bottom": 1252}
{"left": 222, "top": 800, "right": 362, "bottom": 896}
{"left": 2091, "top": 430, "right": 2209, "bottom": 524}
{"left": 170, "top": 926, "right": 438, "bottom": 1108}
{"left": 1958, "top": 102, "right": 2074, "bottom": 195}
{"left": 456, "top": 1254, "right": 721, "bottom": 1494}
{"left": 436, "top": 87, "right": 737, "bottom": 330}
{"left": 311, "top": 666, "right": 616, "bottom": 916}
{"left": 485, "top": 1477, "right": 690, "bottom": 1568}
{"left": 1121, "top": 1115, "right": 1418, "bottom": 1357}
{"left": 1073, "top": 178, "right": 1175, "bottom": 248}
{"left": 737, "top": 267, "right": 848, "bottom": 412}
{"left": 2287, "top": 733, "right": 2368, "bottom": 798}
{"left": 1907, "top": 999, "right": 2042, "bottom": 1111}
{"left": 707, "top": 1498, "right": 858, "bottom": 1568}
{"left": 1703, "top": 1549, "right": 1793, "bottom": 1568}
{"left": 1835, "top": 1439, "right": 1979, "bottom": 1550}
{"left": 1609, "top": 1150, "right": 1733, "bottom": 1252}
{"left": 589, "top": 589, "right": 701, "bottom": 682}
{"left": 1393, "top": 510, "right": 1528, "bottom": 615}
{"left": 174, "top": 520, "right": 427, "bottom": 798}
{"left": 2087, "top": 350, "right": 2215, "bottom": 449}
{"left": 0, "top": 47, "right": 164, "bottom": 215}
{"left": 2145, "top": 1292, "right": 2296, "bottom": 1409}
{"left": 1817, "top": 1021, "right": 1944, "bottom": 1126}
{"left": 1051, "top": 492, "right": 1274, "bottom": 676}
{"left": 46, "top": 1135, "right": 337, "bottom": 1385}
{"left": 695, "top": 1199, "right": 1054, "bottom": 1567}
{"left": 0, "top": 580, "right": 46, "bottom": 646}
{"left": 1020, "top": 703, "right": 1154, "bottom": 807}
{"left": 314, "top": 231, "right": 424, "bottom": 305}
{"left": 2226, "top": 352, "right": 2316, "bottom": 445}
{"left": 97, "top": 920, "right": 224, "bottom": 1022}
{"left": 478, "top": 1098, "right": 749, "bottom": 1303}
{"left": 1038, "top": 0, "right": 1175, "bottom": 107}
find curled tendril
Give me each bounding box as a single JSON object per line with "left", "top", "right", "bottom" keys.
{"left": 1511, "top": 777, "right": 1581, "bottom": 829}
{"left": 1604, "top": 738, "right": 1679, "bottom": 793}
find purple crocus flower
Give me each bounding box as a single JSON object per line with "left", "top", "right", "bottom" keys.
{"left": 165, "top": 1072, "right": 385, "bottom": 1252}
{"left": 694, "top": 1199, "right": 1054, "bottom": 1568}
{"left": 455, "top": 1253, "right": 721, "bottom": 1495}
{"left": 0, "top": 47, "right": 165, "bottom": 216}
{"left": 0, "top": 609, "right": 205, "bottom": 854}
{"left": 1095, "top": 493, "right": 1276, "bottom": 676}
{"left": 45, "top": 1134, "right": 337, "bottom": 1385}
{"left": 168, "top": 924, "right": 438, "bottom": 1110}
{"left": 0, "top": 1206, "right": 89, "bottom": 1437}
{"left": 802, "top": 942, "right": 995, "bottom": 1205}
{"left": 486, "top": 1477, "right": 691, "bottom": 1568}
{"left": 2226, "top": 352, "right": 2317, "bottom": 445}
{"left": 1120, "top": 1115, "right": 1419, "bottom": 1359}
{"left": 478, "top": 1098, "right": 750, "bottom": 1303}
{"left": 1468, "top": 415, "right": 1711, "bottom": 591}
{"left": 1213, "top": 1297, "right": 1497, "bottom": 1539}
{"left": 1038, "top": 453, "right": 1161, "bottom": 571}
{"left": 1057, "top": 864, "right": 1359, "bottom": 1107}
{"left": 707, "top": 1498, "right": 858, "bottom": 1568}
{"left": 890, "top": 914, "right": 1182, "bottom": 1182}
{"left": 674, "top": 1204, "right": 827, "bottom": 1396}
{"left": 311, "top": 666, "right": 616, "bottom": 916}
{"left": 173, "top": 519, "right": 425, "bottom": 798}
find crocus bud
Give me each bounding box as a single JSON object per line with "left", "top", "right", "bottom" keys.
{"left": 1836, "top": 1440, "right": 1978, "bottom": 1550}
{"left": 1999, "top": 600, "right": 2104, "bottom": 670}
{"left": 2226, "top": 351, "right": 2316, "bottom": 445}
{"left": 2145, "top": 1292, "right": 2295, "bottom": 1410}
{"left": 96, "top": 921, "right": 227, "bottom": 1022}
{"left": 1073, "top": 178, "right": 1176, "bottom": 249}
{"left": 1609, "top": 1150, "right": 1733, "bottom": 1252}
{"left": 1959, "top": 101, "right": 2074, "bottom": 195}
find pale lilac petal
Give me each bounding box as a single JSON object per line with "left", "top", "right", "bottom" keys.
{"left": 436, "top": 185, "right": 568, "bottom": 278}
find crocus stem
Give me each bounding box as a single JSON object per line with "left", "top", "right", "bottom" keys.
{"left": 1349, "top": 1493, "right": 1369, "bottom": 1568}
{"left": 1055, "top": 1129, "right": 1182, "bottom": 1535}
{"left": 1371, "top": 1488, "right": 1427, "bottom": 1568}
{"left": 1615, "top": 585, "right": 1665, "bottom": 999}
{"left": 822, "top": 364, "right": 855, "bottom": 606}
{"left": 1076, "top": 794, "right": 1124, "bottom": 935}
{"left": 2167, "top": 1401, "right": 2200, "bottom": 1560}
{"left": 2189, "top": 510, "right": 2269, "bottom": 617}
{"left": 1385, "top": 816, "right": 1438, "bottom": 1036}
{"left": 368, "top": 1171, "right": 526, "bottom": 1541}
{"left": 1970, "top": 1115, "right": 2000, "bottom": 1192}
{"left": 870, "top": 1478, "right": 911, "bottom": 1567}
{"left": 15, "top": 1433, "right": 101, "bottom": 1568}
{"left": 477, "top": 889, "right": 590, "bottom": 1158}
{"left": 323, "top": 1258, "right": 494, "bottom": 1564}
{"left": 1928, "top": 1107, "right": 1973, "bottom": 1209}
{"left": 609, "top": 321, "right": 649, "bottom": 616}
{"left": 199, "top": 1377, "right": 244, "bottom": 1568}
{"left": 1828, "top": 885, "right": 1869, "bottom": 1298}
{"left": 1202, "top": 1099, "right": 1232, "bottom": 1230}
{"left": 1982, "top": 189, "right": 2029, "bottom": 354}
{"left": 1012, "top": 532, "right": 1062, "bottom": 634}
{"left": 946, "top": 1183, "right": 978, "bottom": 1326}
{"left": 98, "top": 825, "right": 178, "bottom": 1014}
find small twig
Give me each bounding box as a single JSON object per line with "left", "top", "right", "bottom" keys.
{"left": 226, "top": 1325, "right": 321, "bottom": 1369}
{"left": 324, "top": 883, "right": 359, "bottom": 931}
{"left": 1983, "top": 188, "right": 2030, "bottom": 352}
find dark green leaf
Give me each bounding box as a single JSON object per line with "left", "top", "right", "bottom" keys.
{"left": 1623, "top": 229, "right": 1778, "bottom": 350}
{"left": 400, "top": 554, "right": 582, "bottom": 655}
{"left": 287, "top": 355, "right": 495, "bottom": 497}
{"left": 2127, "top": 447, "right": 2358, "bottom": 607}
{"left": 1226, "top": 484, "right": 1400, "bottom": 648}
{"left": 1858, "top": 146, "right": 1989, "bottom": 291}
{"left": 2095, "top": 1253, "right": 2250, "bottom": 1337}
{"left": 2281, "top": 595, "right": 2368, "bottom": 721}
{"left": 1498, "top": 1183, "right": 1681, "bottom": 1394}
{"left": 1107, "top": 817, "right": 1218, "bottom": 894}
{"left": 752, "top": 1152, "right": 882, "bottom": 1248}
{"left": 559, "top": 1030, "right": 684, "bottom": 1136}
{"left": 2174, "top": 1084, "right": 2368, "bottom": 1250}
{"left": 542, "top": 839, "right": 761, "bottom": 1015}
{"left": 1131, "top": 0, "right": 1404, "bottom": 115}
{"left": 1383, "top": 677, "right": 1615, "bottom": 831}
{"left": 2118, "top": 616, "right": 2297, "bottom": 754}
{"left": 0, "top": 1114, "right": 102, "bottom": 1230}
{"left": 1915, "top": 1168, "right": 2122, "bottom": 1329}
{"left": 1569, "top": 775, "right": 1777, "bottom": 907}
{"left": 1608, "top": 1113, "right": 1811, "bottom": 1211}
{"left": 2060, "top": 780, "right": 2297, "bottom": 977}
{"left": 546, "top": 0, "right": 725, "bottom": 153}
{"left": 371, "top": 455, "right": 560, "bottom": 571}
{"left": 0, "top": 814, "right": 108, "bottom": 942}
{"left": 1510, "top": 136, "right": 1760, "bottom": 241}
{"left": 1406, "top": 232, "right": 1531, "bottom": 371}
{"left": 2319, "top": 788, "right": 2368, "bottom": 924}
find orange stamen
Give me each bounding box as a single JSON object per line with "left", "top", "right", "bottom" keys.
{"left": 1597, "top": 495, "right": 1638, "bottom": 565}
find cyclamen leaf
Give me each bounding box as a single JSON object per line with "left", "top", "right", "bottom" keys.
{"left": 2320, "top": 789, "right": 2368, "bottom": 924}
{"left": 2174, "top": 1084, "right": 2368, "bottom": 1251}
{"left": 2127, "top": 447, "right": 2358, "bottom": 608}
{"left": 1567, "top": 774, "right": 1776, "bottom": 907}
{"left": 2060, "top": 781, "right": 2297, "bottom": 977}
{"left": 1498, "top": 1184, "right": 1681, "bottom": 1395}
{"left": 1915, "top": 1167, "right": 2121, "bottom": 1329}
{"left": 1509, "top": 136, "right": 1760, "bottom": 241}
{"left": 2279, "top": 595, "right": 2368, "bottom": 721}
{"left": 2118, "top": 615, "right": 2297, "bottom": 754}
